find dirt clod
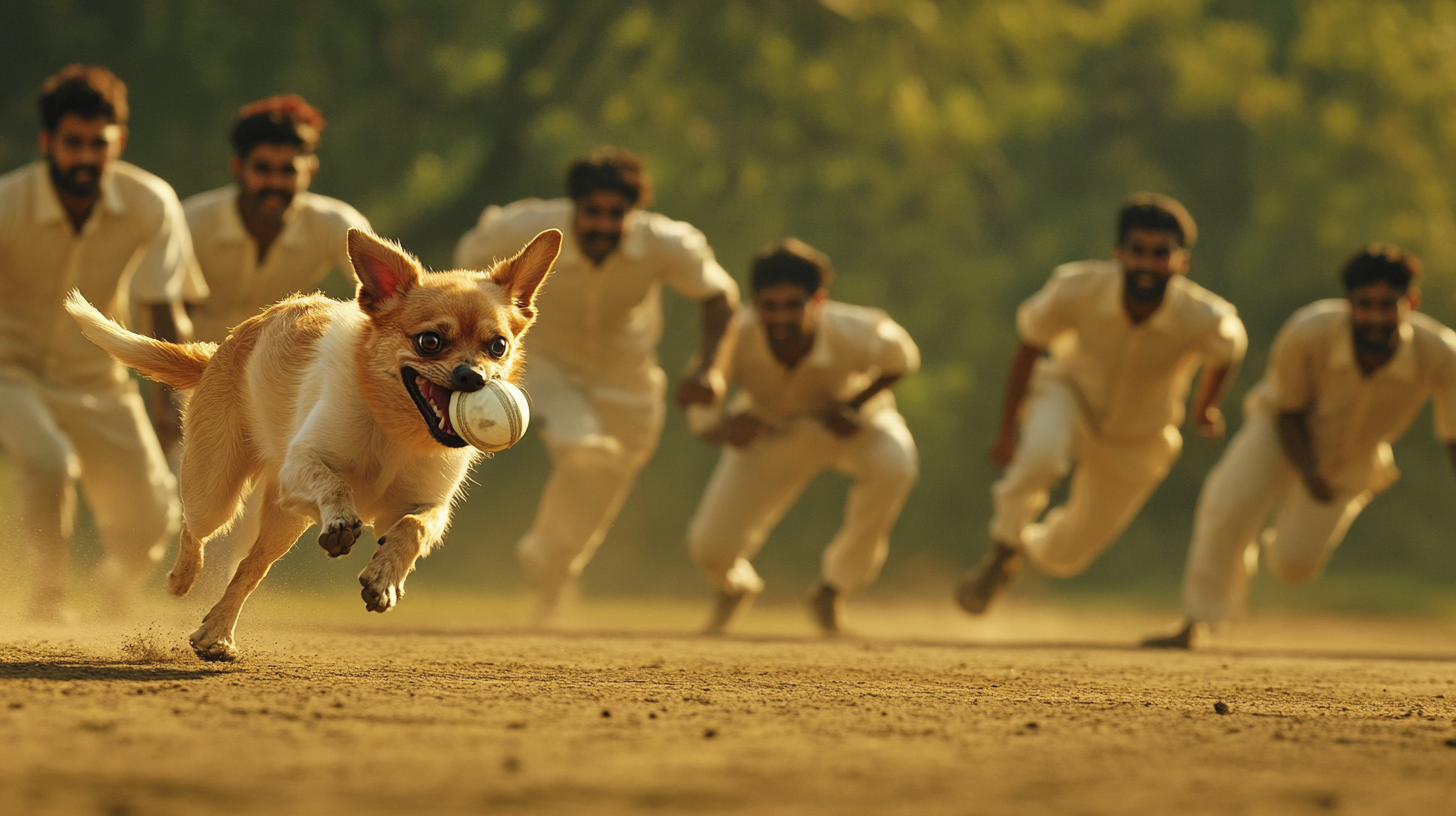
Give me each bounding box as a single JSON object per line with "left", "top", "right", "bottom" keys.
{"left": 1214, "top": 702, "right": 1231, "bottom": 715}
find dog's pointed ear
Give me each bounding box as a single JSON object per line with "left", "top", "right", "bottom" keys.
{"left": 492, "top": 229, "right": 561, "bottom": 319}
{"left": 348, "top": 229, "right": 421, "bottom": 313}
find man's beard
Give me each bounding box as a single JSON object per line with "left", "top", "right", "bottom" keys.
{"left": 580, "top": 230, "right": 621, "bottom": 253}
{"left": 1124, "top": 271, "right": 1169, "bottom": 304}
{"left": 1352, "top": 323, "right": 1398, "bottom": 353}
{"left": 47, "top": 158, "right": 101, "bottom": 198}
{"left": 242, "top": 186, "right": 294, "bottom": 215}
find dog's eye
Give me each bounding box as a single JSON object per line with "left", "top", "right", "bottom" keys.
{"left": 487, "top": 337, "right": 509, "bottom": 359}
{"left": 414, "top": 331, "right": 445, "bottom": 356}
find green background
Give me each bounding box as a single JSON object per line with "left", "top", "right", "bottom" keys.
{"left": 3, "top": 0, "right": 1455, "bottom": 616}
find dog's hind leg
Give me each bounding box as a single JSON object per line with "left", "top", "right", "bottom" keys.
{"left": 189, "top": 480, "right": 310, "bottom": 662}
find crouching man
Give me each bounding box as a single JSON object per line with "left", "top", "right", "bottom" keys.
{"left": 1145, "top": 245, "right": 1456, "bottom": 648}
{"left": 686, "top": 239, "right": 919, "bottom": 635}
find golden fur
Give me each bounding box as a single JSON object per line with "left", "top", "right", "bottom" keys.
{"left": 66, "top": 228, "right": 560, "bottom": 661}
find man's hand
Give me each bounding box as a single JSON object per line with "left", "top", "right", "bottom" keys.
{"left": 990, "top": 425, "right": 1017, "bottom": 468}
{"left": 1193, "top": 405, "right": 1226, "bottom": 440}
{"left": 677, "top": 367, "right": 723, "bottom": 407}
{"left": 818, "top": 403, "right": 862, "bottom": 437}
{"left": 1301, "top": 468, "right": 1335, "bottom": 504}
{"left": 719, "top": 412, "right": 766, "bottom": 448}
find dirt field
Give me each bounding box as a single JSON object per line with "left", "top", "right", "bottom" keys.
{"left": 3, "top": 594, "right": 1456, "bottom": 816}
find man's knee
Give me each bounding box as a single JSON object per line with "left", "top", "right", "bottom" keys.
{"left": 1265, "top": 550, "right": 1323, "bottom": 585}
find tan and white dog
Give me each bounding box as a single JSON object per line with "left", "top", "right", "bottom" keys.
{"left": 66, "top": 228, "right": 560, "bottom": 661}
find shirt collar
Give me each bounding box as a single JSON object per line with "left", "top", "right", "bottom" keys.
{"left": 1328, "top": 313, "right": 1417, "bottom": 381}
{"left": 747, "top": 304, "right": 836, "bottom": 371}
{"left": 30, "top": 161, "right": 126, "bottom": 225}
{"left": 1096, "top": 263, "right": 1188, "bottom": 331}
{"left": 216, "top": 187, "right": 307, "bottom": 249}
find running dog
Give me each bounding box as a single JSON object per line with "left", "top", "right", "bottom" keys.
{"left": 66, "top": 228, "right": 561, "bottom": 661}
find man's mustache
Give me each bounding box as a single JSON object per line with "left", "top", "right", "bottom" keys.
{"left": 53, "top": 164, "right": 102, "bottom": 196}
{"left": 581, "top": 230, "right": 620, "bottom": 244}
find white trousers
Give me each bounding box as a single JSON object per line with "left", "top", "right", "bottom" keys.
{"left": 1182, "top": 410, "right": 1372, "bottom": 624}
{"left": 687, "top": 411, "right": 918, "bottom": 596}
{"left": 990, "top": 375, "right": 1180, "bottom": 577}
{"left": 0, "top": 374, "right": 180, "bottom": 597}
{"left": 515, "top": 360, "right": 665, "bottom": 591}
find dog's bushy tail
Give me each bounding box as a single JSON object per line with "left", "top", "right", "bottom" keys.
{"left": 64, "top": 291, "right": 217, "bottom": 389}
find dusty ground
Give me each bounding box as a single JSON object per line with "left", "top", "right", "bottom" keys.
{"left": 3, "top": 594, "right": 1456, "bottom": 816}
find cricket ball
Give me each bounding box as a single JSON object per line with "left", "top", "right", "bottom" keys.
{"left": 448, "top": 379, "right": 530, "bottom": 452}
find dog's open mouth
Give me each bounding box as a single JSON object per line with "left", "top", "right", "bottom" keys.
{"left": 401, "top": 366, "right": 468, "bottom": 448}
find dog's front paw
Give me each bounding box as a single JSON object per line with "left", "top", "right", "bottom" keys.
{"left": 318, "top": 517, "right": 363, "bottom": 558}
{"left": 358, "top": 560, "right": 407, "bottom": 614}
{"left": 189, "top": 625, "right": 238, "bottom": 663}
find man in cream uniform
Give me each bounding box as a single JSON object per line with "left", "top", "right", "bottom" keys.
{"left": 455, "top": 147, "right": 738, "bottom": 620}
{"left": 687, "top": 239, "right": 918, "bottom": 635}
{"left": 958, "top": 194, "right": 1247, "bottom": 615}
{"left": 0, "top": 65, "right": 199, "bottom": 619}
{"left": 183, "top": 94, "right": 369, "bottom": 344}
{"left": 1145, "top": 245, "right": 1456, "bottom": 648}
{"left": 180, "top": 95, "right": 370, "bottom": 572}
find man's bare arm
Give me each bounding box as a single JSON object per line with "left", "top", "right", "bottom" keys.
{"left": 1276, "top": 411, "right": 1334, "bottom": 503}
{"left": 147, "top": 301, "right": 193, "bottom": 453}
{"left": 991, "top": 342, "right": 1042, "bottom": 467}
{"left": 677, "top": 292, "right": 735, "bottom": 407}
{"left": 1190, "top": 363, "right": 1233, "bottom": 439}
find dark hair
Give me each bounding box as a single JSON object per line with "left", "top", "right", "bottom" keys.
{"left": 565, "top": 146, "right": 653, "bottom": 207}
{"left": 39, "top": 65, "right": 128, "bottom": 132}
{"left": 1118, "top": 192, "right": 1197, "bottom": 248}
{"left": 750, "top": 238, "right": 835, "bottom": 294}
{"left": 1341, "top": 244, "right": 1422, "bottom": 293}
{"left": 231, "top": 95, "right": 326, "bottom": 158}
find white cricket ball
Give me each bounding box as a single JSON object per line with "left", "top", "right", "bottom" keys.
{"left": 448, "top": 379, "right": 531, "bottom": 452}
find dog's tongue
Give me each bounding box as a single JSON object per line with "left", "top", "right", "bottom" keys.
{"left": 416, "top": 375, "right": 457, "bottom": 437}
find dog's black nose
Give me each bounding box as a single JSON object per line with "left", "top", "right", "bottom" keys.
{"left": 450, "top": 365, "right": 486, "bottom": 392}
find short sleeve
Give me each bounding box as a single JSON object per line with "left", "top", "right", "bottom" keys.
{"left": 1431, "top": 328, "right": 1456, "bottom": 441}
{"left": 454, "top": 205, "right": 526, "bottom": 271}
{"left": 1200, "top": 308, "right": 1248, "bottom": 368}
{"left": 869, "top": 316, "right": 920, "bottom": 377}
{"left": 329, "top": 202, "right": 372, "bottom": 283}
{"left": 1264, "top": 316, "right": 1315, "bottom": 413}
{"left": 1016, "top": 269, "right": 1075, "bottom": 349}
{"left": 131, "top": 187, "right": 202, "bottom": 304}
{"left": 655, "top": 220, "right": 740, "bottom": 305}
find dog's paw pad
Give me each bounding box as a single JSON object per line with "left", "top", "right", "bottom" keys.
{"left": 359, "top": 575, "right": 402, "bottom": 613}
{"left": 319, "top": 518, "right": 363, "bottom": 558}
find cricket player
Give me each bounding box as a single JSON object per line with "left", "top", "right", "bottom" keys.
{"left": 454, "top": 147, "right": 738, "bottom": 620}
{"left": 0, "top": 65, "right": 199, "bottom": 619}
{"left": 958, "top": 194, "right": 1247, "bottom": 615}
{"left": 180, "top": 94, "right": 370, "bottom": 571}
{"left": 1144, "top": 245, "right": 1456, "bottom": 648}
{"left": 686, "top": 239, "right": 919, "bottom": 635}
{"left": 183, "top": 94, "right": 369, "bottom": 344}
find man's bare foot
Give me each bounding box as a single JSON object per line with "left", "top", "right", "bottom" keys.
{"left": 809, "top": 582, "right": 844, "bottom": 636}
{"left": 1141, "top": 620, "right": 1206, "bottom": 650}
{"left": 955, "top": 542, "right": 1023, "bottom": 615}
{"left": 702, "top": 588, "right": 757, "bottom": 635}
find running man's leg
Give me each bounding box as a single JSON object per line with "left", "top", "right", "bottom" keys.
{"left": 821, "top": 412, "right": 918, "bottom": 593}
{"left": 515, "top": 366, "right": 665, "bottom": 599}
{"left": 1181, "top": 412, "right": 1294, "bottom": 625}
{"left": 54, "top": 383, "right": 180, "bottom": 611}
{"left": 1022, "top": 424, "right": 1179, "bottom": 579}
{"left": 1261, "top": 485, "right": 1371, "bottom": 587}
{"left": 0, "top": 377, "right": 81, "bottom": 617}
{"left": 988, "top": 376, "right": 1079, "bottom": 548}
{"left": 687, "top": 433, "right": 827, "bottom": 597}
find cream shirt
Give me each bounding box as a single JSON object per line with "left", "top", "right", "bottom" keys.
{"left": 0, "top": 160, "right": 200, "bottom": 390}
{"left": 1246, "top": 299, "right": 1456, "bottom": 494}
{"left": 183, "top": 186, "right": 370, "bottom": 343}
{"left": 454, "top": 197, "right": 739, "bottom": 392}
{"left": 1018, "top": 260, "right": 1247, "bottom": 442}
{"left": 723, "top": 301, "right": 919, "bottom": 423}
